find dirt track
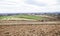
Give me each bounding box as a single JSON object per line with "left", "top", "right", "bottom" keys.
{"left": 0, "top": 20, "right": 60, "bottom": 25}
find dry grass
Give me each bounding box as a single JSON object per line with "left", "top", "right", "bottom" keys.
{"left": 0, "top": 24, "right": 60, "bottom": 36}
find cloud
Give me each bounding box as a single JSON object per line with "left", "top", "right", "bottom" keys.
{"left": 26, "top": 0, "right": 58, "bottom": 6}
{"left": 25, "top": 0, "right": 47, "bottom": 6}
{"left": 0, "top": 0, "right": 60, "bottom": 13}
{"left": 57, "top": 0, "right": 60, "bottom": 5}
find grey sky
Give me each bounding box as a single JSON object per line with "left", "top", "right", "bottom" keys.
{"left": 0, "top": 0, "right": 60, "bottom": 13}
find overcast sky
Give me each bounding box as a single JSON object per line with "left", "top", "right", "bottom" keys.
{"left": 0, "top": 0, "right": 60, "bottom": 13}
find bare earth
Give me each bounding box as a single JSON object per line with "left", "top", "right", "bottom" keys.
{"left": 0, "top": 20, "right": 60, "bottom": 25}
{"left": 0, "top": 20, "right": 60, "bottom": 36}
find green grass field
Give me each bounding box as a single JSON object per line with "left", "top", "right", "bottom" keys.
{"left": 0, "top": 15, "right": 48, "bottom": 20}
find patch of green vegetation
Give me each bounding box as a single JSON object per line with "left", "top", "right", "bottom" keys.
{"left": 14, "top": 15, "right": 47, "bottom": 20}
{"left": 0, "top": 16, "right": 7, "bottom": 19}
{"left": 0, "top": 15, "right": 47, "bottom": 20}
{"left": 0, "top": 16, "right": 15, "bottom": 20}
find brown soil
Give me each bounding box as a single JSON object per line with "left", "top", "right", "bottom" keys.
{"left": 0, "top": 20, "right": 60, "bottom": 25}
{"left": 0, "top": 24, "right": 60, "bottom": 36}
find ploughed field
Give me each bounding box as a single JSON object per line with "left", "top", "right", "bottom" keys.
{"left": 0, "top": 20, "right": 60, "bottom": 36}
{"left": 0, "top": 24, "right": 60, "bottom": 36}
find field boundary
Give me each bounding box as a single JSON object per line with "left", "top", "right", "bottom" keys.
{"left": 0, "top": 20, "right": 60, "bottom": 25}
